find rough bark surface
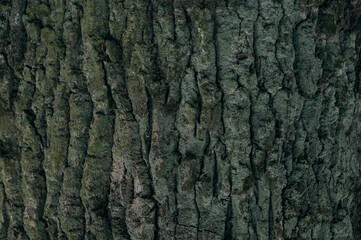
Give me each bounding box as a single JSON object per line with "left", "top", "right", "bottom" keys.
{"left": 0, "top": 0, "right": 360, "bottom": 239}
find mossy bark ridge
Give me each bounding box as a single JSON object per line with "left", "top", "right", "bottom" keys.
{"left": 0, "top": 0, "right": 360, "bottom": 239}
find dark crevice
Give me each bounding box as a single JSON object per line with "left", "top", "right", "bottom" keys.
{"left": 248, "top": 94, "right": 256, "bottom": 176}
{"left": 212, "top": 149, "right": 218, "bottom": 198}
{"left": 0, "top": 51, "right": 20, "bottom": 111}
{"left": 24, "top": 109, "right": 44, "bottom": 149}
{"left": 55, "top": 89, "right": 71, "bottom": 240}
{"left": 73, "top": 5, "right": 90, "bottom": 240}
{"left": 194, "top": 183, "right": 200, "bottom": 240}
{"left": 250, "top": 0, "right": 261, "bottom": 183}
{"left": 164, "top": 84, "right": 170, "bottom": 105}
{"left": 173, "top": 170, "right": 179, "bottom": 236}
{"left": 194, "top": 70, "right": 202, "bottom": 126}
{"left": 104, "top": 1, "right": 117, "bottom": 237}
{"left": 170, "top": 0, "right": 177, "bottom": 42}
{"left": 212, "top": 5, "right": 225, "bottom": 136}
{"left": 183, "top": 5, "right": 194, "bottom": 68}
{"left": 146, "top": 3, "right": 160, "bottom": 237}
{"left": 103, "top": 70, "right": 115, "bottom": 238}
{"left": 224, "top": 197, "right": 233, "bottom": 240}
{"left": 268, "top": 190, "right": 274, "bottom": 240}
{"left": 354, "top": 51, "right": 361, "bottom": 98}
{"left": 250, "top": 3, "right": 261, "bottom": 236}
{"left": 142, "top": 88, "right": 159, "bottom": 238}
{"left": 145, "top": 87, "right": 153, "bottom": 161}
{"left": 0, "top": 178, "right": 9, "bottom": 239}
{"left": 292, "top": 12, "right": 310, "bottom": 98}
{"left": 252, "top": 0, "right": 261, "bottom": 79}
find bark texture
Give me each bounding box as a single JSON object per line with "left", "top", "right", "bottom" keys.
{"left": 0, "top": 0, "right": 361, "bottom": 239}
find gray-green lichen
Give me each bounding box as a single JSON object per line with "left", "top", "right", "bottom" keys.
{"left": 0, "top": 0, "right": 360, "bottom": 239}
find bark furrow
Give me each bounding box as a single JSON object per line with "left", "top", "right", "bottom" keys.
{"left": 0, "top": 0, "right": 360, "bottom": 239}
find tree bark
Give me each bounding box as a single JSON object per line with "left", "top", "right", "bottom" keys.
{"left": 0, "top": 0, "right": 360, "bottom": 239}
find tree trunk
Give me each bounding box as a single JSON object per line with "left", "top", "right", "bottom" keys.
{"left": 0, "top": 0, "right": 360, "bottom": 239}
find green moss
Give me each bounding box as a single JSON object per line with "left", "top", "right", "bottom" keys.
{"left": 334, "top": 57, "right": 344, "bottom": 69}
{"left": 81, "top": 0, "right": 109, "bottom": 39}
{"left": 198, "top": 12, "right": 208, "bottom": 32}
{"left": 46, "top": 44, "right": 62, "bottom": 66}
{"left": 164, "top": 99, "right": 180, "bottom": 115}
{"left": 185, "top": 107, "right": 197, "bottom": 124}
{"left": 61, "top": 219, "right": 84, "bottom": 240}
{"left": 49, "top": 139, "right": 67, "bottom": 170}
{"left": 62, "top": 169, "right": 82, "bottom": 193}
{"left": 318, "top": 12, "right": 336, "bottom": 36}
{"left": 39, "top": 4, "right": 50, "bottom": 17}
{"left": 251, "top": 149, "right": 267, "bottom": 179}
{"left": 23, "top": 218, "right": 47, "bottom": 240}
{"left": 242, "top": 175, "right": 254, "bottom": 192}
{"left": 179, "top": 160, "right": 199, "bottom": 192}
{"left": 210, "top": 106, "right": 221, "bottom": 131}
{"left": 41, "top": 27, "right": 56, "bottom": 43}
